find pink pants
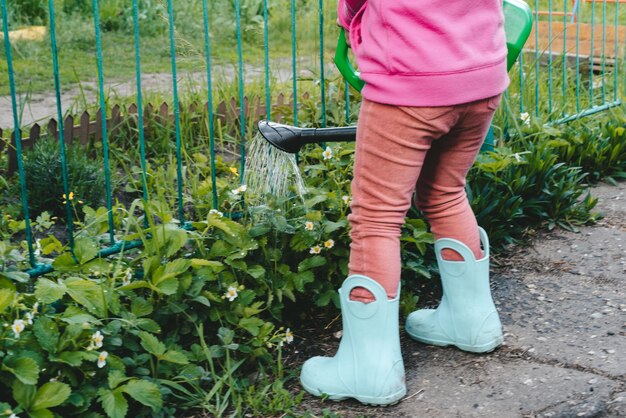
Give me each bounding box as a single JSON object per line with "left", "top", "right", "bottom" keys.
{"left": 349, "top": 96, "right": 501, "bottom": 300}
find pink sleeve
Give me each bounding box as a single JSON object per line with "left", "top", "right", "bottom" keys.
{"left": 337, "top": 0, "right": 367, "bottom": 30}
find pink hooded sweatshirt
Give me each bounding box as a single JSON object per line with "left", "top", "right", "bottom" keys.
{"left": 337, "top": 0, "right": 509, "bottom": 106}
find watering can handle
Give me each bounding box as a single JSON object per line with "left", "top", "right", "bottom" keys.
{"left": 333, "top": 0, "right": 533, "bottom": 92}
{"left": 334, "top": 29, "right": 365, "bottom": 93}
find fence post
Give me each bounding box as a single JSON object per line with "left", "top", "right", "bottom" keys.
{"left": 65, "top": 115, "right": 75, "bottom": 145}
{"left": 79, "top": 111, "right": 90, "bottom": 146}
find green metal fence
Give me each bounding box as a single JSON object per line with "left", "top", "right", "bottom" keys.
{"left": 1, "top": 0, "right": 625, "bottom": 278}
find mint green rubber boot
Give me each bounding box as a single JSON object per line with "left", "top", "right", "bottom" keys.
{"left": 405, "top": 228, "right": 503, "bottom": 353}
{"left": 300, "top": 275, "right": 406, "bottom": 405}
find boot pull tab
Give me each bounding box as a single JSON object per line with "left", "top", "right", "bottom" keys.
{"left": 434, "top": 228, "right": 490, "bottom": 277}
{"left": 340, "top": 275, "right": 388, "bottom": 319}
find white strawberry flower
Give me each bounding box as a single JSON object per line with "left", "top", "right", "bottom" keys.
{"left": 97, "top": 351, "right": 108, "bottom": 368}
{"left": 322, "top": 146, "right": 333, "bottom": 160}
{"left": 225, "top": 286, "right": 238, "bottom": 302}
{"left": 12, "top": 319, "right": 25, "bottom": 338}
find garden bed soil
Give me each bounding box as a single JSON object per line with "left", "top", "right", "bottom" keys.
{"left": 286, "top": 181, "right": 626, "bottom": 417}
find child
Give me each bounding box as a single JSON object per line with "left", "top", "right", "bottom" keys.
{"left": 300, "top": 0, "right": 507, "bottom": 405}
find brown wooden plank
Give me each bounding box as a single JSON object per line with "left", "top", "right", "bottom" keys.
{"left": 28, "top": 124, "right": 40, "bottom": 147}
{"left": 109, "top": 105, "right": 121, "bottom": 138}
{"left": 64, "top": 115, "right": 74, "bottom": 145}
{"left": 79, "top": 111, "right": 90, "bottom": 145}
{"left": 47, "top": 119, "right": 58, "bottom": 139}
{"left": 525, "top": 21, "right": 625, "bottom": 60}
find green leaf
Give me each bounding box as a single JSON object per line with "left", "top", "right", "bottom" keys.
{"left": 217, "top": 327, "right": 235, "bottom": 345}
{"left": 119, "top": 280, "right": 150, "bottom": 291}
{"left": 160, "top": 350, "right": 189, "bottom": 365}
{"left": 34, "top": 278, "right": 66, "bottom": 304}
{"left": 74, "top": 237, "right": 99, "bottom": 264}
{"left": 142, "top": 256, "right": 160, "bottom": 281}
{"left": 130, "top": 297, "right": 153, "bottom": 317}
{"left": 324, "top": 219, "right": 347, "bottom": 234}
{"left": 298, "top": 256, "right": 326, "bottom": 272}
{"left": 190, "top": 259, "right": 223, "bottom": 269}
{"left": 2, "top": 356, "right": 39, "bottom": 385}
{"left": 108, "top": 370, "right": 131, "bottom": 390}
{"left": 52, "top": 252, "right": 79, "bottom": 270}
{"left": 33, "top": 316, "right": 60, "bottom": 353}
{"left": 236, "top": 289, "right": 256, "bottom": 306}
{"left": 207, "top": 216, "right": 234, "bottom": 235}
{"left": 135, "top": 318, "right": 161, "bottom": 333}
{"left": 60, "top": 306, "right": 99, "bottom": 325}
{"left": 153, "top": 277, "right": 178, "bottom": 295}
{"left": 65, "top": 277, "right": 106, "bottom": 316}
{"left": 291, "top": 271, "right": 315, "bottom": 292}
{"left": 155, "top": 225, "right": 189, "bottom": 258}
{"left": 29, "top": 409, "right": 54, "bottom": 418}
{"left": 247, "top": 264, "right": 266, "bottom": 279}
{"left": 13, "top": 380, "right": 36, "bottom": 410}
{"left": 191, "top": 295, "right": 211, "bottom": 307}
{"left": 315, "top": 289, "right": 335, "bottom": 307}
{"left": 50, "top": 351, "right": 85, "bottom": 367}
{"left": 162, "top": 259, "right": 192, "bottom": 279}
{"left": 138, "top": 331, "right": 166, "bottom": 356}
{"left": 31, "top": 382, "right": 71, "bottom": 410}
{"left": 2, "top": 270, "right": 30, "bottom": 283}
{"left": 239, "top": 317, "right": 265, "bottom": 336}
{"left": 122, "top": 380, "right": 163, "bottom": 411}
{"left": 0, "top": 288, "right": 15, "bottom": 313}
{"left": 98, "top": 388, "right": 128, "bottom": 418}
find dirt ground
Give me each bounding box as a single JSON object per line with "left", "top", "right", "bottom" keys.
{"left": 0, "top": 59, "right": 315, "bottom": 130}
{"left": 290, "top": 181, "right": 626, "bottom": 418}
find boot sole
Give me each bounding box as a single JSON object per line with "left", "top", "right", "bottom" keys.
{"left": 406, "top": 332, "right": 503, "bottom": 353}
{"left": 301, "top": 381, "right": 407, "bottom": 406}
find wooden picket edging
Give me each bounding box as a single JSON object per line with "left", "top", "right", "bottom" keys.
{"left": 525, "top": 21, "right": 626, "bottom": 65}
{"left": 0, "top": 92, "right": 305, "bottom": 175}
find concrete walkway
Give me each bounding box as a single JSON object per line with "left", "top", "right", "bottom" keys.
{"left": 299, "top": 182, "right": 626, "bottom": 417}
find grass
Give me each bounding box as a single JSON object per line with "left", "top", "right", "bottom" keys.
{"left": 0, "top": 0, "right": 340, "bottom": 96}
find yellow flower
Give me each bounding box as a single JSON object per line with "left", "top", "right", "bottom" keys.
{"left": 12, "top": 319, "right": 25, "bottom": 338}
{"left": 62, "top": 192, "right": 74, "bottom": 204}
{"left": 229, "top": 167, "right": 239, "bottom": 175}
{"left": 309, "top": 245, "right": 322, "bottom": 254}
{"left": 324, "top": 239, "right": 335, "bottom": 249}
{"left": 97, "top": 351, "right": 108, "bottom": 368}
{"left": 304, "top": 221, "right": 314, "bottom": 231}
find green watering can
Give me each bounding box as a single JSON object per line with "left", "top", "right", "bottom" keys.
{"left": 259, "top": 0, "right": 533, "bottom": 154}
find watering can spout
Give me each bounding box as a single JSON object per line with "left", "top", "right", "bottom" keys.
{"left": 258, "top": 121, "right": 357, "bottom": 154}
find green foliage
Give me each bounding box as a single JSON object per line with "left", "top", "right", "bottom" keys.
{"left": 0, "top": 206, "right": 297, "bottom": 416}
{"left": 20, "top": 138, "right": 107, "bottom": 220}
{"left": 546, "top": 119, "right": 626, "bottom": 185}
{"left": 6, "top": 0, "right": 47, "bottom": 25}
{"left": 61, "top": 0, "right": 165, "bottom": 35}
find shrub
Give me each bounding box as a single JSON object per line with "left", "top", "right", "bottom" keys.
{"left": 21, "top": 138, "right": 107, "bottom": 220}
{"left": 7, "top": 0, "right": 47, "bottom": 25}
